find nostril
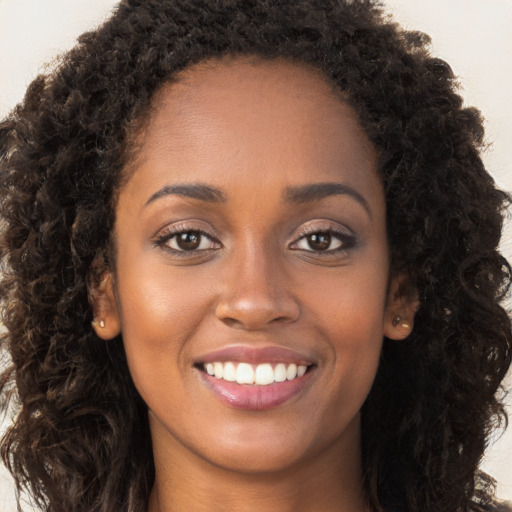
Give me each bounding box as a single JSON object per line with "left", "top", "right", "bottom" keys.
{"left": 215, "top": 298, "right": 300, "bottom": 330}
{"left": 217, "top": 316, "right": 243, "bottom": 329}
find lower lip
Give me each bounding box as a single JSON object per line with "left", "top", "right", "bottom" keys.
{"left": 199, "top": 370, "right": 314, "bottom": 410}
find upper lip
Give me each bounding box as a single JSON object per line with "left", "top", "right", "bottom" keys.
{"left": 196, "top": 345, "right": 316, "bottom": 366}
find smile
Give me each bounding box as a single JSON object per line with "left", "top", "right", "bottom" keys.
{"left": 204, "top": 362, "right": 309, "bottom": 385}
{"left": 197, "top": 346, "right": 316, "bottom": 409}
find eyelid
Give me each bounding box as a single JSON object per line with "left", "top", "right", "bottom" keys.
{"left": 289, "top": 221, "right": 356, "bottom": 252}
{"left": 152, "top": 219, "right": 356, "bottom": 256}
{"left": 291, "top": 220, "right": 355, "bottom": 241}
{"left": 152, "top": 221, "right": 222, "bottom": 253}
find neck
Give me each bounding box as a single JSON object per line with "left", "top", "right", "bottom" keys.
{"left": 147, "top": 415, "right": 369, "bottom": 512}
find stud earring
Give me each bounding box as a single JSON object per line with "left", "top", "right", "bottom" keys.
{"left": 92, "top": 319, "right": 105, "bottom": 328}
{"left": 392, "top": 314, "right": 411, "bottom": 330}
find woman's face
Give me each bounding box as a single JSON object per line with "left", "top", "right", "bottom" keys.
{"left": 95, "top": 58, "right": 410, "bottom": 475}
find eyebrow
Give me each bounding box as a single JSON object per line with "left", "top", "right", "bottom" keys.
{"left": 285, "top": 182, "right": 372, "bottom": 218}
{"left": 145, "top": 183, "right": 227, "bottom": 206}
{"left": 145, "top": 181, "right": 371, "bottom": 217}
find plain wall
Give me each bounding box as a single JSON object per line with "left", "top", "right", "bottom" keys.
{"left": 1, "top": 1, "right": 511, "bottom": 509}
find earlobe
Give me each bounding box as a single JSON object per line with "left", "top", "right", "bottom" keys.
{"left": 384, "top": 275, "right": 420, "bottom": 340}
{"left": 392, "top": 314, "right": 411, "bottom": 331}
{"left": 89, "top": 272, "right": 122, "bottom": 340}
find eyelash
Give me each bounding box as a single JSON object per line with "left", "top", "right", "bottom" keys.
{"left": 153, "top": 223, "right": 356, "bottom": 255}
{"left": 290, "top": 224, "right": 356, "bottom": 254}
{"left": 153, "top": 225, "right": 221, "bottom": 255}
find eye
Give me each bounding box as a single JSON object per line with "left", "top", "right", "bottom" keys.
{"left": 290, "top": 224, "right": 356, "bottom": 254}
{"left": 294, "top": 232, "right": 343, "bottom": 252}
{"left": 155, "top": 228, "right": 221, "bottom": 252}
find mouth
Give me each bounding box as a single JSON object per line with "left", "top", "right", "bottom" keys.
{"left": 195, "top": 346, "right": 316, "bottom": 410}
{"left": 200, "top": 361, "right": 311, "bottom": 385}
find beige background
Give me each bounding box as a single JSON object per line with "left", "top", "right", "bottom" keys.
{"left": 0, "top": 0, "right": 511, "bottom": 509}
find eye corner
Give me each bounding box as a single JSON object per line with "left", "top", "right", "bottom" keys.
{"left": 152, "top": 223, "right": 222, "bottom": 255}
{"left": 289, "top": 221, "right": 357, "bottom": 255}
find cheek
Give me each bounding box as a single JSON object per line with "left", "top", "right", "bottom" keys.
{"left": 299, "top": 262, "right": 388, "bottom": 388}
{"left": 117, "top": 252, "right": 211, "bottom": 334}
{"left": 300, "top": 259, "right": 389, "bottom": 335}
{"left": 114, "top": 257, "right": 214, "bottom": 393}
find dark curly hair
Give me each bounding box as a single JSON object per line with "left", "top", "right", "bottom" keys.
{"left": 1, "top": 1, "right": 511, "bottom": 511}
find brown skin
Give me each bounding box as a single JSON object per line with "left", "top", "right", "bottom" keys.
{"left": 92, "top": 58, "right": 417, "bottom": 512}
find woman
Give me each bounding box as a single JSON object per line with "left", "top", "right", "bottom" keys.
{"left": 1, "top": 1, "right": 510, "bottom": 511}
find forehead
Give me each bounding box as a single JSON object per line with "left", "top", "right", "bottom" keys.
{"left": 146, "top": 57, "right": 361, "bottom": 144}
{"left": 164, "top": 56, "right": 343, "bottom": 109}
{"left": 123, "top": 56, "right": 380, "bottom": 207}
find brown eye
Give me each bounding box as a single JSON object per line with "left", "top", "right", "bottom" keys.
{"left": 176, "top": 231, "right": 201, "bottom": 251}
{"left": 158, "top": 229, "right": 220, "bottom": 252}
{"left": 294, "top": 231, "right": 343, "bottom": 252}
{"left": 306, "top": 233, "right": 331, "bottom": 251}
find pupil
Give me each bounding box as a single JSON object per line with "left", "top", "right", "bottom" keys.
{"left": 177, "top": 232, "right": 201, "bottom": 250}
{"left": 308, "top": 233, "right": 330, "bottom": 250}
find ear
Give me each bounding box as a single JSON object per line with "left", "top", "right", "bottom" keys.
{"left": 383, "top": 274, "right": 420, "bottom": 340}
{"left": 89, "top": 272, "right": 121, "bottom": 340}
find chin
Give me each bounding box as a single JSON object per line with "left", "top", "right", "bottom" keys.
{"left": 204, "top": 446, "right": 309, "bottom": 476}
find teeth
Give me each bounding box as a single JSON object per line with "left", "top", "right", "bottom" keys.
{"left": 214, "top": 362, "right": 223, "bottom": 379}
{"left": 274, "top": 363, "right": 287, "bottom": 382}
{"left": 236, "top": 363, "right": 254, "bottom": 384}
{"left": 204, "top": 361, "right": 309, "bottom": 386}
{"left": 223, "top": 362, "right": 236, "bottom": 381}
{"left": 286, "top": 363, "right": 297, "bottom": 380}
{"left": 255, "top": 363, "right": 274, "bottom": 385}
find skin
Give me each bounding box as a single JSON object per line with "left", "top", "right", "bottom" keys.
{"left": 93, "top": 57, "right": 416, "bottom": 512}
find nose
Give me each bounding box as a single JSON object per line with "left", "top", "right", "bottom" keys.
{"left": 215, "top": 246, "right": 300, "bottom": 331}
